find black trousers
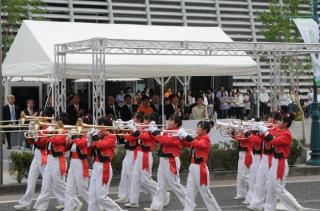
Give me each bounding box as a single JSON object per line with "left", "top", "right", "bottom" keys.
{"left": 5, "top": 132, "right": 11, "bottom": 148}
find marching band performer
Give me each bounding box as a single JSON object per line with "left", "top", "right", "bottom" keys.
{"left": 14, "top": 118, "right": 49, "bottom": 210}
{"left": 116, "top": 112, "right": 144, "bottom": 203}
{"left": 243, "top": 121, "right": 263, "bottom": 205}
{"left": 183, "top": 121, "right": 221, "bottom": 211}
{"left": 63, "top": 126, "right": 90, "bottom": 211}
{"left": 33, "top": 113, "right": 69, "bottom": 211}
{"left": 263, "top": 113, "right": 304, "bottom": 211}
{"left": 125, "top": 113, "right": 160, "bottom": 208}
{"left": 144, "top": 114, "right": 186, "bottom": 211}
{"left": 233, "top": 124, "right": 253, "bottom": 200}
{"left": 87, "top": 117, "right": 126, "bottom": 211}
{"left": 248, "top": 112, "right": 282, "bottom": 210}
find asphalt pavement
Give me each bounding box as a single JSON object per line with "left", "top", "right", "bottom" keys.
{"left": 0, "top": 176, "right": 319, "bottom": 211}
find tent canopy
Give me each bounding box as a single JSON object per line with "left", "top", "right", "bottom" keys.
{"left": 3, "top": 20, "right": 257, "bottom": 79}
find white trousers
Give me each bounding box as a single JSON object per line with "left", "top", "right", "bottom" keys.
{"left": 129, "top": 151, "right": 157, "bottom": 204}
{"left": 150, "top": 157, "right": 186, "bottom": 210}
{"left": 19, "top": 149, "right": 46, "bottom": 206}
{"left": 184, "top": 163, "right": 221, "bottom": 211}
{"left": 88, "top": 162, "right": 123, "bottom": 211}
{"left": 63, "top": 159, "right": 89, "bottom": 211}
{"left": 245, "top": 154, "right": 261, "bottom": 203}
{"left": 249, "top": 154, "right": 270, "bottom": 209}
{"left": 236, "top": 151, "right": 250, "bottom": 197}
{"left": 33, "top": 155, "right": 66, "bottom": 210}
{"left": 118, "top": 150, "right": 135, "bottom": 200}
{"left": 264, "top": 158, "right": 303, "bottom": 211}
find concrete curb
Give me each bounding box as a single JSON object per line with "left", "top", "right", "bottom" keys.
{"left": 0, "top": 164, "right": 319, "bottom": 196}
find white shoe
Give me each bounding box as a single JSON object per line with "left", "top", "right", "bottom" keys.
{"left": 144, "top": 208, "right": 155, "bottom": 211}
{"left": 124, "top": 203, "right": 139, "bottom": 208}
{"left": 115, "top": 198, "right": 129, "bottom": 203}
{"left": 14, "top": 205, "right": 30, "bottom": 210}
{"left": 75, "top": 202, "right": 83, "bottom": 211}
{"left": 55, "top": 204, "right": 64, "bottom": 210}
{"left": 242, "top": 200, "right": 250, "bottom": 205}
{"left": 163, "top": 191, "right": 170, "bottom": 207}
{"left": 247, "top": 205, "right": 262, "bottom": 211}
{"left": 233, "top": 195, "right": 244, "bottom": 200}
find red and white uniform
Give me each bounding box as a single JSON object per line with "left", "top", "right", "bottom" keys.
{"left": 149, "top": 130, "right": 186, "bottom": 210}
{"left": 244, "top": 132, "right": 262, "bottom": 204}
{"left": 264, "top": 129, "right": 303, "bottom": 211}
{"left": 183, "top": 135, "right": 221, "bottom": 211}
{"left": 64, "top": 133, "right": 90, "bottom": 211}
{"left": 234, "top": 134, "right": 253, "bottom": 198}
{"left": 34, "top": 129, "right": 68, "bottom": 210}
{"left": 117, "top": 134, "right": 139, "bottom": 201}
{"left": 17, "top": 129, "right": 48, "bottom": 208}
{"left": 88, "top": 134, "right": 124, "bottom": 211}
{"left": 250, "top": 126, "right": 280, "bottom": 210}
{"left": 129, "top": 131, "right": 158, "bottom": 205}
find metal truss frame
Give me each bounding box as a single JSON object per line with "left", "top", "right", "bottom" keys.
{"left": 54, "top": 38, "right": 320, "bottom": 121}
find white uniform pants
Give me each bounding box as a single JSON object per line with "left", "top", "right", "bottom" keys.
{"left": 184, "top": 163, "right": 221, "bottom": 211}
{"left": 19, "top": 149, "right": 46, "bottom": 206}
{"left": 129, "top": 151, "right": 157, "bottom": 204}
{"left": 33, "top": 155, "right": 66, "bottom": 210}
{"left": 249, "top": 154, "right": 270, "bottom": 209}
{"left": 236, "top": 151, "right": 250, "bottom": 198}
{"left": 264, "top": 158, "right": 303, "bottom": 211}
{"left": 245, "top": 154, "right": 261, "bottom": 203}
{"left": 118, "top": 150, "right": 135, "bottom": 200}
{"left": 64, "top": 159, "right": 89, "bottom": 211}
{"left": 88, "top": 162, "right": 123, "bottom": 211}
{"left": 150, "top": 157, "right": 186, "bottom": 210}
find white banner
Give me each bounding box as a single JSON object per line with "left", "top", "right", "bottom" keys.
{"left": 293, "top": 18, "right": 320, "bottom": 86}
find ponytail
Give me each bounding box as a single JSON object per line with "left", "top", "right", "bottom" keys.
{"left": 282, "top": 112, "right": 295, "bottom": 128}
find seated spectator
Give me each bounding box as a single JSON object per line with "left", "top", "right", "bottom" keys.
{"left": 137, "top": 96, "right": 153, "bottom": 115}
{"left": 190, "top": 96, "right": 208, "bottom": 120}
{"left": 164, "top": 94, "right": 181, "bottom": 120}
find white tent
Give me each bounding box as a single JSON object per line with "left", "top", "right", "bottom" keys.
{"left": 3, "top": 20, "right": 257, "bottom": 79}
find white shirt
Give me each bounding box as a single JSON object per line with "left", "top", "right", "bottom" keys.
{"left": 279, "top": 94, "right": 290, "bottom": 106}
{"left": 307, "top": 92, "right": 314, "bottom": 105}
{"left": 235, "top": 94, "right": 244, "bottom": 107}
{"left": 203, "top": 96, "right": 208, "bottom": 106}
{"left": 259, "top": 92, "right": 269, "bottom": 103}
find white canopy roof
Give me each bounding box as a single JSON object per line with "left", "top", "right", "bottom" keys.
{"left": 3, "top": 20, "right": 257, "bottom": 79}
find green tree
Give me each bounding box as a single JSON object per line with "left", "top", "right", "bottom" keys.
{"left": 258, "top": 0, "right": 311, "bottom": 142}
{"left": 2, "top": 0, "right": 45, "bottom": 59}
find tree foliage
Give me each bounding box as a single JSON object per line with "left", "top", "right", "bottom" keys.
{"left": 2, "top": 0, "right": 45, "bottom": 58}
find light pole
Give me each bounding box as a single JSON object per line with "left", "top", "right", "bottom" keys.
{"left": 307, "top": 0, "right": 320, "bottom": 165}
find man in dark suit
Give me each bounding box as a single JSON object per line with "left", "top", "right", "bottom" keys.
{"left": 120, "top": 94, "right": 138, "bottom": 121}
{"left": 21, "top": 99, "right": 38, "bottom": 149}
{"left": 249, "top": 87, "right": 257, "bottom": 119}
{"left": 150, "top": 95, "right": 162, "bottom": 123}
{"left": 67, "top": 94, "right": 85, "bottom": 125}
{"left": 164, "top": 94, "right": 181, "bottom": 120}
{"left": 2, "top": 95, "right": 21, "bottom": 149}
{"left": 105, "top": 96, "right": 120, "bottom": 120}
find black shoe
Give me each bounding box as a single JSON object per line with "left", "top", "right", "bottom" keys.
{"left": 7, "top": 146, "right": 11, "bottom": 150}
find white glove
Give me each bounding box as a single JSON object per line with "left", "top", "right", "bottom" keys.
{"left": 259, "top": 125, "right": 268, "bottom": 135}
{"left": 127, "top": 120, "right": 135, "bottom": 130}
{"left": 47, "top": 126, "right": 54, "bottom": 132}
{"left": 149, "top": 125, "right": 158, "bottom": 133}
{"left": 177, "top": 128, "right": 188, "bottom": 139}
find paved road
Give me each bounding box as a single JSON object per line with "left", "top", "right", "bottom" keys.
{"left": 0, "top": 177, "right": 319, "bottom": 211}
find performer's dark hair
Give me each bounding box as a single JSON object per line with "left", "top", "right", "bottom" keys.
{"left": 197, "top": 121, "right": 213, "bottom": 134}
{"left": 270, "top": 111, "right": 282, "bottom": 121}
{"left": 169, "top": 114, "right": 182, "bottom": 127}
{"left": 134, "top": 112, "right": 144, "bottom": 123}
{"left": 56, "top": 112, "right": 69, "bottom": 124}
{"left": 282, "top": 112, "right": 295, "bottom": 128}
{"left": 98, "top": 117, "right": 113, "bottom": 126}
{"left": 144, "top": 113, "right": 157, "bottom": 122}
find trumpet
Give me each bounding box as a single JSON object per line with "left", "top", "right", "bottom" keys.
{"left": 215, "top": 120, "right": 246, "bottom": 137}
{"left": 20, "top": 113, "right": 55, "bottom": 124}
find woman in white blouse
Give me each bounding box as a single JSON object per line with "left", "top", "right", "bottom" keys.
{"left": 235, "top": 90, "right": 244, "bottom": 119}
